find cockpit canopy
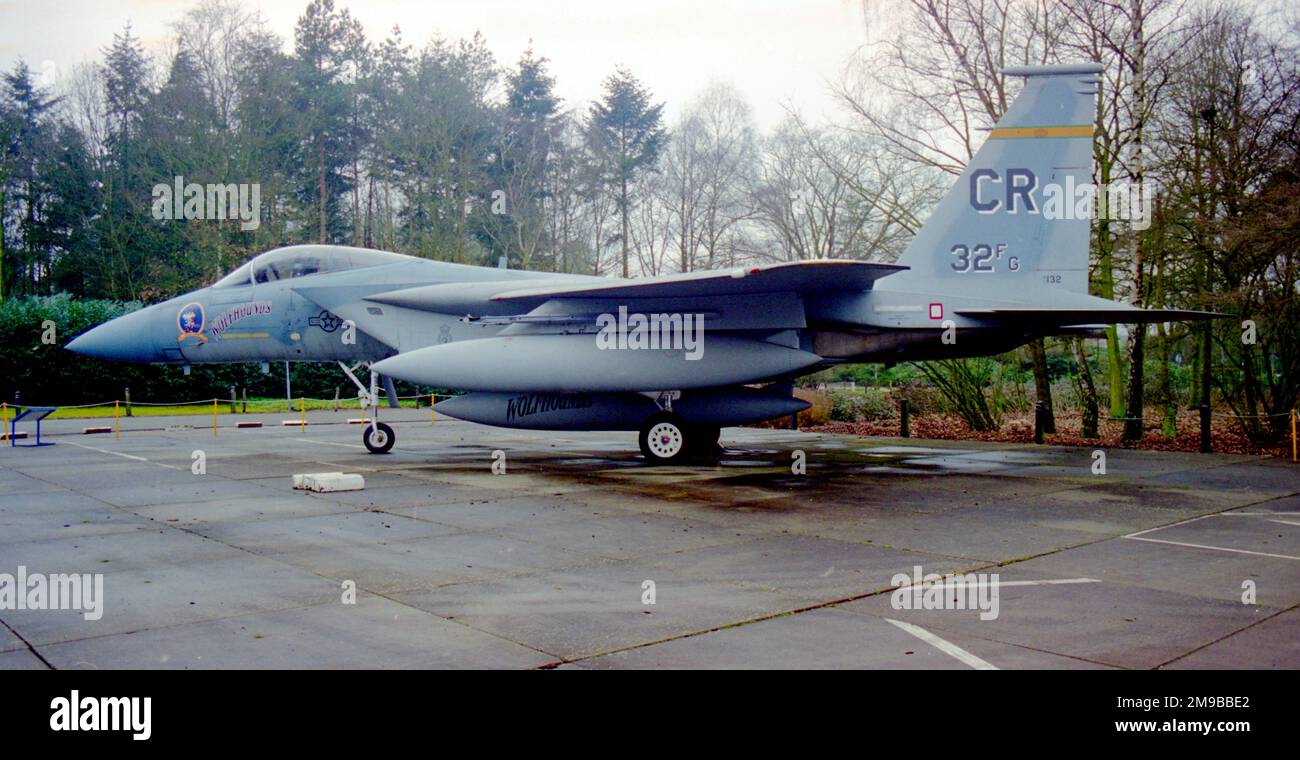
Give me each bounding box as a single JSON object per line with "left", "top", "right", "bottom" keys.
{"left": 212, "top": 245, "right": 410, "bottom": 288}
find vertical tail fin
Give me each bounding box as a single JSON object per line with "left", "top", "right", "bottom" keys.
{"left": 889, "top": 63, "right": 1102, "bottom": 299}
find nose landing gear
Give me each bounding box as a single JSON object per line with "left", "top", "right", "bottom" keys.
{"left": 340, "top": 361, "right": 396, "bottom": 454}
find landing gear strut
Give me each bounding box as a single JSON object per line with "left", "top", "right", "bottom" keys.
{"left": 340, "top": 361, "right": 395, "bottom": 454}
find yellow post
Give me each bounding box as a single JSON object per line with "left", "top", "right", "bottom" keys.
{"left": 212, "top": 398, "right": 218, "bottom": 437}
{"left": 2, "top": 402, "right": 8, "bottom": 442}
{"left": 114, "top": 400, "right": 120, "bottom": 440}
{"left": 431, "top": 393, "right": 436, "bottom": 425}
{"left": 300, "top": 397, "right": 306, "bottom": 431}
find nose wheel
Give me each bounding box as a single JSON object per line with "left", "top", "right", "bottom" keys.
{"left": 363, "top": 422, "right": 395, "bottom": 454}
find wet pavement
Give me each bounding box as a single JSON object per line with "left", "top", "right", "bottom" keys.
{"left": 1, "top": 409, "right": 1296, "bottom": 669}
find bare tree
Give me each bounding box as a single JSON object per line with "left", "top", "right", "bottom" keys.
{"left": 660, "top": 110, "right": 707, "bottom": 272}
{"left": 1061, "top": 0, "right": 1194, "bottom": 441}
{"left": 541, "top": 114, "right": 593, "bottom": 273}
{"left": 790, "top": 112, "right": 942, "bottom": 263}
{"left": 172, "top": 0, "right": 264, "bottom": 130}
{"left": 59, "top": 63, "right": 108, "bottom": 169}
{"left": 752, "top": 118, "right": 869, "bottom": 261}
{"left": 629, "top": 169, "right": 673, "bottom": 276}
{"left": 1150, "top": 4, "right": 1300, "bottom": 441}
{"left": 687, "top": 84, "right": 758, "bottom": 271}
{"left": 838, "top": 0, "right": 1067, "bottom": 173}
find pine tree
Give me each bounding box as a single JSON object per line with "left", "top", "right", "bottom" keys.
{"left": 3, "top": 61, "right": 60, "bottom": 295}
{"left": 102, "top": 25, "right": 148, "bottom": 196}
{"left": 293, "top": 0, "right": 364, "bottom": 243}
{"left": 98, "top": 25, "right": 153, "bottom": 299}
{"left": 485, "top": 48, "right": 560, "bottom": 268}
{"left": 142, "top": 45, "right": 228, "bottom": 294}
{"left": 586, "top": 67, "right": 664, "bottom": 277}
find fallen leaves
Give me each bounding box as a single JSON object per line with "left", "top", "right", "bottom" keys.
{"left": 808, "top": 411, "right": 1290, "bottom": 457}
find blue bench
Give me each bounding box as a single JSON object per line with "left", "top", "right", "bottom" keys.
{"left": 7, "top": 407, "right": 57, "bottom": 447}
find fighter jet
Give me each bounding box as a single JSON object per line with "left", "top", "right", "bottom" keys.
{"left": 68, "top": 62, "right": 1214, "bottom": 463}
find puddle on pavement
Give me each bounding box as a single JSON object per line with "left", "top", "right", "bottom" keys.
{"left": 378, "top": 442, "right": 970, "bottom": 502}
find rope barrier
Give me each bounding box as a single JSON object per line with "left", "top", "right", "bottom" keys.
{"left": 2, "top": 392, "right": 446, "bottom": 408}
{"left": 1, "top": 393, "right": 459, "bottom": 414}
{"left": 24, "top": 400, "right": 119, "bottom": 409}
{"left": 3, "top": 394, "right": 1294, "bottom": 460}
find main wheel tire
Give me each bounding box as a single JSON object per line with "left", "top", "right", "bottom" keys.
{"left": 639, "top": 413, "right": 690, "bottom": 465}
{"left": 689, "top": 424, "right": 722, "bottom": 456}
{"left": 363, "top": 422, "right": 395, "bottom": 454}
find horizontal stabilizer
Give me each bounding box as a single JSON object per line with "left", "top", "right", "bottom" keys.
{"left": 956, "top": 307, "right": 1222, "bottom": 325}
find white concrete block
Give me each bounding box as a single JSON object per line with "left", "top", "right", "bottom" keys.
{"left": 292, "top": 472, "right": 364, "bottom": 492}
{"left": 292, "top": 472, "right": 341, "bottom": 488}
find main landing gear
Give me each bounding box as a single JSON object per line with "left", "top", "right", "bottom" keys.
{"left": 637, "top": 410, "right": 723, "bottom": 465}
{"left": 340, "top": 361, "right": 396, "bottom": 454}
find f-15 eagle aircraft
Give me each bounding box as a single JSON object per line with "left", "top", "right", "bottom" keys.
{"left": 68, "top": 62, "right": 1213, "bottom": 463}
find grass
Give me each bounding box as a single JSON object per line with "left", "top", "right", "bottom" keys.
{"left": 2, "top": 397, "right": 426, "bottom": 420}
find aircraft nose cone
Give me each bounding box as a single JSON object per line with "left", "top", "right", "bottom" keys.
{"left": 66, "top": 307, "right": 164, "bottom": 362}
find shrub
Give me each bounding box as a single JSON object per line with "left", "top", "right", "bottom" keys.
{"left": 913, "top": 358, "right": 1008, "bottom": 431}
{"left": 829, "top": 388, "right": 900, "bottom": 421}
{"left": 794, "top": 388, "right": 830, "bottom": 426}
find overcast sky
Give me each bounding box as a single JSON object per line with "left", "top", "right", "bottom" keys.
{"left": 0, "top": 0, "right": 875, "bottom": 129}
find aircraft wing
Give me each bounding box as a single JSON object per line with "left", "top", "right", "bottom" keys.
{"left": 488, "top": 260, "right": 906, "bottom": 302}
{"left": 364, "top": 260, "right": 906, "bottom": 315}
{"left": 956, "top": 307, "right": 1222, "bottom": 325}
